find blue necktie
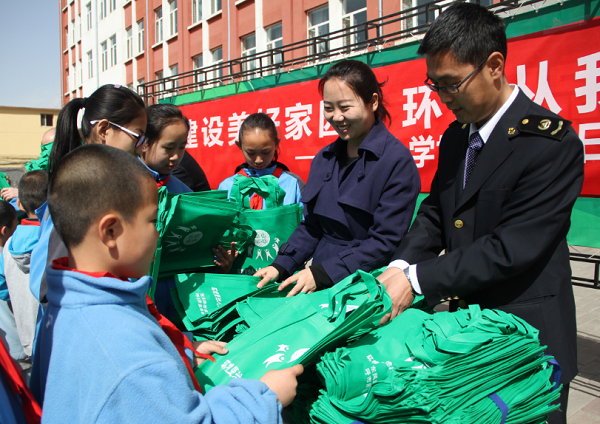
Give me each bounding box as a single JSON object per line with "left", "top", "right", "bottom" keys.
{"left": 464, "top": 131, "right": 484, "bottom": 189}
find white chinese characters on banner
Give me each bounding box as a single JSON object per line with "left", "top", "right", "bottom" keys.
{"left": 402, "top": 86, "right": 443, "bottom": 129}
{"left": 579, "top": 123, "right": 600, "bottom": 162}
{"left": 409, "top": 135, "right": 440, "bottom": 168}
{"left": 285, "top": 103, "right": 313, "bottom": 140}
{"left": 186, "top": 119, "right": 198, "bottom": 148}
{"left": 319, "top": 100, "right": 338, "bottom": 138}
{"left": 201, "top": 116, "right": 224, "bottom": 147}
{"left": 228, "top": 111, "right": 249, "bottom": 145}
{"left": 517, "top": 61, "right": 562, "bottom": 114}
{"left": 575, "top": 51, "right": 600, "bottom": 114}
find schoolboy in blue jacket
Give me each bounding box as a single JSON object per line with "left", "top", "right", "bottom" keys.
{"left": 30, "top": 144, "right": 302, "bottom": 424}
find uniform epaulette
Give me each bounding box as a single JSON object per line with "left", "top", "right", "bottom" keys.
{"left": 517, "top": 115, "right": 571, "bottom": 141}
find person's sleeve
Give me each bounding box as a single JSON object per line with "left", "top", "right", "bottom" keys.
{"left": 272, "top": 201, "right": 323, "bottom": 276}
{"left": 96, "top": 363, "right": 282, "bottom": 424}
{"left": 0, "top": 250, "right": 8, "bottom": 302}
{"left": 217, "top": 177, "right": 234, "bottom": 198}
{"left": 319, "top": 153, "right": 422, "bottom": 284}
{"left": 416, "top": 130, "right": 584, "bottom": 305}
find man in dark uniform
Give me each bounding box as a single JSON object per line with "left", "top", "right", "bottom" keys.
{"left": 377, "top": 4, "right": 584, "bottom": 423}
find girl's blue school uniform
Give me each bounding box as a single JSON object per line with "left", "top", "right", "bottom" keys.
{"left": 218, "top": 164, "right": 304, "bottom": 207}
{"left": 139, "top": 158, "right": 192, "bottom": 194}
{"left": 272, "top": 118, "right": 421, "bottom": 286}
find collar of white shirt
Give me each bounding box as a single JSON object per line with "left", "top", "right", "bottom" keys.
{"left": 469, "top": 85, "right": 520, "bottom": 144}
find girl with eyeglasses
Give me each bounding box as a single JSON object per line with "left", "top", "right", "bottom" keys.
{"left": 31, "top": 84, "right": 148, "bottom": 308}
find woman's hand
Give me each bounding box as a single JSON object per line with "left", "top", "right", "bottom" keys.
{"left": 213, "top": 242, "right": 238, "bottom": 274}
{"left": 191, "top": 340, "right": 228, "bottom": 367}
{"left": 279, "top": 268, "right": 317, "bottom": 297}
{"left": 254, "top": 266, "right": 280, "bottom": 288}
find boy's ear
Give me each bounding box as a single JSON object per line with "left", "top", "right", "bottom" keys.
{"left": 0, "top": 226, "right": 7, "bottom": 237}
{"left": 97, "top": 213, "right": 123, "bottom": 249}
{"left": 16, "top": 199, "right": 25, "bottom": 213}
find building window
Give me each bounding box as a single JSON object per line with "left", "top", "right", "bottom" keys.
{"left": 101, "top": 41, "right": 108, "bottom": 71}
{"left": 241, "top": 33, "right": 257, "bottom": 74}
{"left": 156, "top": 70, "right": 165, "bottom": 91}
{"left": 110, "top": 35, "right": 117, "bottom": 66}
{"left": 126, "top": 27, "right": 133, "bottom": 59}
{"left": 86, "top": 2, "right": 92, "bottom": 30}
{"left": 402, "top": 0, "right": 438, "bottom": 30}
{"left": 266, "top": 23, "right": 283, "bottom": 72}
{"left": 170, "top": 64, "right": 179, "bottom": 89}
{"left": 193, "top": 54, "right": 204, "bottom": 83}
{"left": 169, "top": 0, "right": 178, "bottom": 36}
{"left": 155, "top": 7, "right": 163, "bottom": 44}
{"left": 87, "top": 50, "right": 93, "bottom": 78}
{"left": 99, "top": 0, "right": 106, "bottom": 20}
{"left": 212, "top": 47, "right": 223, "bottom": 83}
{"left": 211, "top": 0, "right": 221, "bottom": 15}
{"left": 192, "top": 0, "right": 202, "bottom": 24}
{"left": 342, "top": 0, "right": 367, "bottom": 47}
{"left": 71, "top": 20, "right": 76, "bottom": 44}
{"left": 137, "top": 19, "right": 145, "bottom": 53}
{"left": 41, "top": 114, "right": 54, "bottom": 127}
{"left": 308, "top": 6, "right": 329, "bottom": 55}
{"left": 79, "top": 59, "right": 83, "bottom": 86}
{"left": 109, "top": 0, "right": 116, "bottom": 13}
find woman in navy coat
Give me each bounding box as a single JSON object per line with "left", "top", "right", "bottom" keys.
{"left": 255, "top": 60, "right": 420, "bottom": 295}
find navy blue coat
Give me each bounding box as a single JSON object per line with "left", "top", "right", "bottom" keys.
{"left": 273, "top": 118, "right": 421, "bottom": 285}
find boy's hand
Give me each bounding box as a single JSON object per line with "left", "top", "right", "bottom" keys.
{"left": 192, "top": 340, "right": 228, "bottom": 367}
{"left": 213, "top": 242, "right": 238, "bottom": 274}
{"left": 254, "top": 266, "right": 279, "bottom": 288}
{"left": 260, "top": 364, "right": 304, "bottom": 407}
{"left": 1, "top": 187, "right": 18, "bottom": 201}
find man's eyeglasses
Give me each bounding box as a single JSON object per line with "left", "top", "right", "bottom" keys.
{"left": 89, "top": 120, "right": 148, "bottom": 147}
{"left": 424, "top": 56, "right": 489, "bottom": 94}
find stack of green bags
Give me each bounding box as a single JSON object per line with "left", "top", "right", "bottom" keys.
{"left": 307, "top": 305, "right": 560, "bottom": 424}
{"left": 24, "top": 142, "right": 53, "bottom": 172}
{"left": 195, "top": 270, "right": 392, "bottom": 392}
{"left": 148, "top": 188, "right": 254, "bottom": 297}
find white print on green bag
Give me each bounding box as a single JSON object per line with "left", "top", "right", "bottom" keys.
{"left": 211, "top": 287, "right": 222, "bottom": 308}
{"left": 221, "top": 360, "right": 243, "bottom": 378}
{"left": 165, "top": 225, "right": 204, "bottom": 252}
{"left": 319, "top": 303, "right": 359, "bottom": 313}
{"left": 262, "top": 345, "right": 310, "bottom": 368}
{"left": 195, "top": 293, "right": 208, "bottom": 315}
{"left": 249, "top": 232, "right": 281, "bottom": 262}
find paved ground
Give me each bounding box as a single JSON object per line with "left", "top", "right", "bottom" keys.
{"left": 567, "top": 246, "right": 600, "bottom": 423}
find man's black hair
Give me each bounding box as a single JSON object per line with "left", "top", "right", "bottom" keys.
{"left": 18, "top": 170, "right": 49, "bottom": 215}
{"left": 417, "top": 2, "right": 507, "bottom": 66}
{"left": 48, "top": 144, "right": 154, "bottom": 248}
{"left": 0, "top": 200, "right": 17, "bottom": 230}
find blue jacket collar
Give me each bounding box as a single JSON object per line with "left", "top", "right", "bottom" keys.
{"left": 138, "top": 157, "right": 170, "bottom": 182}
{"left": 322, "top": 118, "right": 388, "bottom": 160}
{"left": 240, "top": 164, "right": 278, "bottom": 178}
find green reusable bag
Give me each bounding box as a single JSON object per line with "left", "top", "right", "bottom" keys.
{"left": 0, "top": 173, "right": 10, "bottom": 199}
{"left": 24, "top": 142, "right": 54, "bottom": 172}
{"left": 174, "top": 272, "right": 263, "bottom": 325}
{"left": 196, "top": 295, "right": 335, "bottom": 391}
{"left": 229, "top": 174, "right": 303, "bottom": 272}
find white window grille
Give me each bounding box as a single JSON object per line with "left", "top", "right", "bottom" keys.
{"left": 308, "top": 6, "right": 329, "bottom": 55}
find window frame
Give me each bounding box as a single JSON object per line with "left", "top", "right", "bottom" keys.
{"left": 126, "top": 26, "right": 133, "bottom": 59}
{"left": 137, "top": 19, "right": 145, "bottom": 53}
{"left": 307, "top": 5, "right": 330, "bottom": 55}
{"left": 110, "top": 35, "right": 117, "bottom": 67}
{"left": 155, "top": 7, "right": 163, "bottom": 44}
{"left": 87, "top": 50, "right": 93, "bottom": 79}
{"left": 169, "top": 0, "right": 178, "bottom": 36}
{"left": 86, "top": 2, "right": 92, "bottom": 30}
{"left": 192, "top": 0, "right": 202, "bottom": 24}
{"left": 101, "top": 41, "right": 108, "bottom": 71}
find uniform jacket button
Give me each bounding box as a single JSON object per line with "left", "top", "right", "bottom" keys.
{"left": 454, "top": 220, "right": 464, "bottom": 229}
{"left": 458, "top": 300, "right": 467, "bottom": 308}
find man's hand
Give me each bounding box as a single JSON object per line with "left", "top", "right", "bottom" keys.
{"left": 1, "top": 187, "right": 18, "bottom": 201}
{"left": 260, "top": 364, "right": 304, "bottom": 407}
{"left": 377, "top": 268, "right": 414, "bottom": 325}
{"left": 191, "top": 340, "right": 228, "bottom": 367}
{"left": 213, "top": 242, "right": 238, "bottom": 274}
{"left": 254, "top": 266, "right": 280, "bottom": 288}
{"left": 279, "top": 269, "right": 317, "bottom": 297}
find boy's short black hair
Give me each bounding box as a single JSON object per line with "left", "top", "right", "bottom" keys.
{"left": 417, "top": 3, "right": 507, "bottom": 66}
{"left": 0, "top": 200, "right": 17, "bottom": 230}
{"left": 48, "top": 144, "right": 155, "bottom": 248}
{"left": 18, "top": 170, "right": 49, "bottom": 215}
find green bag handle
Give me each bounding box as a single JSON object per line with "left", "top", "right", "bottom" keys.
{"left": 229, "top": 174, "right": 286, "bottom": 209}
{"left": 148, "top": 187, "right": 174, "bottom": 299}
{"left": 219, "top": 214, "right": 255, "bottom": 254}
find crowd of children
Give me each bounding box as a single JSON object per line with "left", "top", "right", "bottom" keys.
{"left": 0, "top": 59, "right": 419, "bottom": 423}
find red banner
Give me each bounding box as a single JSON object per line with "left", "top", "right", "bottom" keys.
{"left": 180, "top": 18, "right": 600, "bottom": 196}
